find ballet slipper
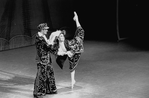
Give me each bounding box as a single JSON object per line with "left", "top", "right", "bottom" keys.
{"left": 71, "top": 80, "right": 76, "bottom": 89}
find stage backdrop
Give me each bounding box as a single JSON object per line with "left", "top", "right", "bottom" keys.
{"left": 0, "top": 0, "right": 76, "bottom": 51}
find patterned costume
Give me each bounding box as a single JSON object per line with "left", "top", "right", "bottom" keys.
{"left": 33, "top": 33, "right": 57, "bottom": 97}
{"left": 56, "top": 26, "right": 84, "bottom": 72}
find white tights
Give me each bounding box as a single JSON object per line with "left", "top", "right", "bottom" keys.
{"left": 71, "top": 70, "right": 76, "bottom": 89}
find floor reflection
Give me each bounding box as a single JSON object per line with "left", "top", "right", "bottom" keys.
{"left": 0, "top": 71, "right": 34, "bottom": 98}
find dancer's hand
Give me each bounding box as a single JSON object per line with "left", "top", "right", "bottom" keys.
{"left": 66, "top": 51, "right": 73, "bottom": 57}
{"left": 57, "top": 51, "right": 67, "bottom": 56}
{"left": 48, "top": 30, "right": 61, "bottom": 45}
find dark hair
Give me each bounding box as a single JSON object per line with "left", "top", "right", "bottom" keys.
{"left": 59, "top": 26, "right": 71, "bottom": 39}
{"left": 37, "top": 23, "right": 49, "bottom": 31}
{"left": 60, "top": 26, "right": 70, "bottom": 32}
{"left": 60, "top": 30, "right": 66, "bottom": 35}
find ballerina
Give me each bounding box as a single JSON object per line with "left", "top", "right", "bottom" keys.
{"left": 49, "top": 11, "right": 84, "bottom": 89}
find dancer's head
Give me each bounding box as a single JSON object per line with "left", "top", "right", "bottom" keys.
{"left": 58, "top": 30, "right": 66, "bottom": 42}
{"left": 58, "top": 26, "right": 71, "bottom": 42}
{"left": 37, "top": 23, "right": 49, "bottom": 35}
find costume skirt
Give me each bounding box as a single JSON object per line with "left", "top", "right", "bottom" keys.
{"left": 56, "top": 53, "right": 81, "bottom": 72}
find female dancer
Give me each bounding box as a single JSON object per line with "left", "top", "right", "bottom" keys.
{"left": 49, "top": 11, "right": 84, "bottom": 89}
{"left": 33, "top": 23, "right": 57, "bottom": 98}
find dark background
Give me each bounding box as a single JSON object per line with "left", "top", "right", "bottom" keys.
{"left": 0, "top": 0, "right": 149, "bottom": 46}
{"left": 119, "top": 0, "right": 149, "bottom": 40}
{"left": 75, "top": 0, "right": 149, "bottom": 42}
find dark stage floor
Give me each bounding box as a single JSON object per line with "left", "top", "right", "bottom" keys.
{"left": 0, "top": 40, "right": 149, "bottom": 98}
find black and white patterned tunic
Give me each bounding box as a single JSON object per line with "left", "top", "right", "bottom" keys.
{"left": 33, "top": 33, "right": 57, "bottom": 97}
{"left": 56, "top": 26, "right": 85, "bottom": 72}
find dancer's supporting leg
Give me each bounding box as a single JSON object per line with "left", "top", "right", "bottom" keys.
{"left": 71, "top": 70, "right": 76, "bottom": 89}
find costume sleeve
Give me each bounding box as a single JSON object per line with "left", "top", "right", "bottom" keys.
{"left": 47, "top": 41, "right": 59, "bottom": 55}
{"left": 35, "top": 35, "right": 47, "bottom": 62}
{"left": 35, "top": 35, "right": 44, "bottom": 51}
{"left": 35, "top": 34, "right": 53, "bottom": 64}
{"left": 35, "top": 34, "right": 57, "bottom": 55}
